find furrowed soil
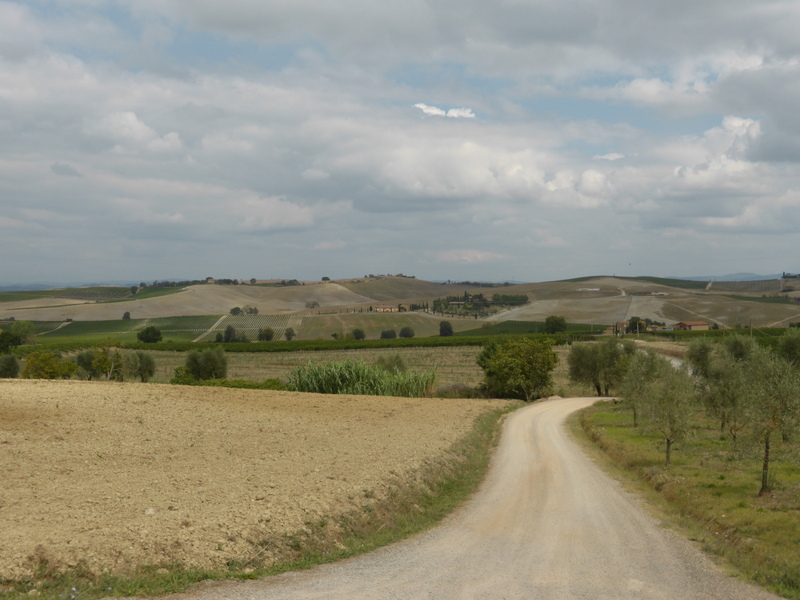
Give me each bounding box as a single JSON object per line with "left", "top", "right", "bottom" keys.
{"left": 0, "top": 380, "right": 509, "bottom": 581}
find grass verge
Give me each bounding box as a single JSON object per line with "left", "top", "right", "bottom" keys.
{"left": 572, "top": 400, "right": 800, "bottom": 599}
{"left": 0, "top": 403, "right": 519, "bottom": 600}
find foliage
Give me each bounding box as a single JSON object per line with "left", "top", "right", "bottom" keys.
{"left": 257, "top": 327, "right": 275, "bottom": 341}
{"left": 122, "top": 311, "right": 131, "bottom": 320}
{"left": 125, "top": 351, "right": 156, "bottom": 382}
{"left": 777, "top": 326, "right": 800, "bottom": 367}
{"left": 230, "top": 307, "right": 243, "bottom": 316}
{"left": 380, "top": 329, "right": 397, "bottom": 339}
{"left": 399, "top": 326, "right": 415, "bottom": 338}
{"left": 640, "top": 365, "right": 697, "bottom": 466}
{"left": 477, "top": 337, "right": 557, "bottom": 401}
{"left": 10, "top": 320, "right": 36, "bottom": 345}
{"left": 222, "top": 325, "right": 247, "bottom": 343}
{"left": 284, "top": 327, "right": 296, "bottom": 341}
{"left": 0, "top": 330, "right": 22, "bottom": 352}
{"left": 0, "top": 354, "right": 20, "bottom": 378}
{"left": 22, "top": 352, "right": 78, "bottom": 379}
{"left": 352, "top": 328, "right": 366, "bottom": 340}
{"left": 567, "top": 338, "right": 635, "bottom": 397}
{"left": 170, "top": 365, "right": 196, "bottom": 385}
{"left": 373, "top": 353, "right": 407, "bottom": 373}
{"left": 185, "top": 347, "right": 228, "bottom": 381}
{"left": 621, "top": 350, "right": 669, "bottom": 427}
{"left": 543, "top": 315, "right": 567, "bottom": 334}
{"left": 137, "top": 326, "right": 163, "bottom": 343}
{"left": 439, "top": 321, "right": 453, "bottom": 337}
{"left": 287, "top": 359, "right": 436, "bottom": 397}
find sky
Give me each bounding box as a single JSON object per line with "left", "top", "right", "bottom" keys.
{"left": 2, "top": 1, "right": 800, "bottom": 285}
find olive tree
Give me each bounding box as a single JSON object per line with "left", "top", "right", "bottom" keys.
{"left": 640, "top": 364, "right": 696, "bottom": 467}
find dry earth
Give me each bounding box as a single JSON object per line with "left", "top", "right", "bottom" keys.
{"left": 0, "top": 380, "right": 509, "bottom": 581}
{"left": 0, "top": 283, "right": 374, "bottom": 322}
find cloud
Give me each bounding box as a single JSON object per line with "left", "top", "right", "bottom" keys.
{"left": 414, "top": 103, "right": 476, "bottom": 118}
{"left": 437, "top": 249, "right": 507, "bottom": 264}
{"left": 313, "top": 240, "right": 345, "bottom": 250}
{"left": 235, "top": 195, "right": 315, "bottom": 231}
{"left": 50, "top": 163, "right": 83, "bottom": 177}
{"left": 593, "top": 153, "right": 624, "bottom": 161}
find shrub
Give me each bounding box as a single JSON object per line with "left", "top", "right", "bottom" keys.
{"left": 170, "top": 366, "right": 196, "bottom": 385}
{"left": 22, "top": 352, "right": 78, "bottom": 380}
{"left": 478, "top": 337, "right": 557, "bottom": 401}
{"left": 380, "top": 329, "right": 397, "bottom": 339}
{"left": 137, "top": 326, "right": 162, "bottom": 343}
{"left": 0, "top": 330, "right": 22, "bottom": 352}
{"left": 258, "top": 327, "right": 275, "bottom": 342}
{"left": 399, "top": 326, "right": 415, "bottom": 338}
{"left": 439, "top": 321, "right": 453, "bottom": 337}
{"left": 374, "top": 353, "right": 407, "bottom": 373}
{"left": 352, "top": 328, "right": 366, "bottom": 340}
{"left": 0, "top": 355, "right": 20, "bottom": 378}
{"left": 284, "top": 327, "right": 296, "bottom": 341}
{"left": 185, "top": 347, "right": 228, "bottom": 380}
{"left": 288, "top": 359, "right": 436, "bottom": 397}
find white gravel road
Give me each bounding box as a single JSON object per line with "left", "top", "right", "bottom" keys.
{"left": 166, "top": 398, "right": 779, "bottom": 600}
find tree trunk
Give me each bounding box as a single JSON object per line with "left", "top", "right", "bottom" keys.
{"left": 594, "top": 382, "right": 602, "bottom": 396}
{"left": 759, "top": 432, "right": 771, "bottom": 496}
{"left": 665, "top": 438, "right": 672, "bottom": 467}
{"left": 633, "top": 406, "right": 638, "bottom": 428}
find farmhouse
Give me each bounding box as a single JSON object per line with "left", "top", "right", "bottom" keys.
{"left": 675, "top": 321, "right": 710, "bottom": 331}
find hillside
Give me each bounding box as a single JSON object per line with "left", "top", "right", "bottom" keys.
{"left": 2, "top": 275, "right": 799, "bottom": 330}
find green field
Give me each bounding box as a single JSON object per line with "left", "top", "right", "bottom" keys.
{"left": 37, "top": 316, "right": 221, "bottom": 344}
{"left": 455, "top": 320, "right": 605, "bottom": 336}
{"left": 579, "top": 401, "right": 800, "bottom": 598}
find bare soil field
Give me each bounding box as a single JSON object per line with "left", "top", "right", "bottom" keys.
{"left": 0, "top": 284, "right": 374, "bottom": 322}
{"left": 0, "top": 380, "right": 509, "bottom": 581}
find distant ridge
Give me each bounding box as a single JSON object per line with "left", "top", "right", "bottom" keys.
{"left": 671, "top": 273, "right": 782, "bottom": 282}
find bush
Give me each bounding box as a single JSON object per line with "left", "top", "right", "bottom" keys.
{"left": 170, "top": 366, "right": 196, "bottom": 385}
{"left": 399, "top": 326, "right": 415, "bottom": 338}
{"left": 352, "top": 328, "right": 366, "bottom": 340}
{"left": 380, "top": 329, "right": 397, "bottom": 339}
{"left": 0, "top": 330, "right": 22, "bottom": 352}
{"left": 284, "top": 327, "right": 296, "bottom": 341}
{"left": 478, "top": 337, "right": 557, "bottom": 401}
{"left": 0, "top": 355, "right": 20, "bottom": 378}
{"left": 288, "top": 359, "right": 436, "bottom": 397}
{"left": 258, "top": 327, "right": 275, "bottom": 342}
{"left": 439, "top": 321, "right": 453, "bottom": 337}
{"left": 22, "top": 352, "right": 78, "bottom": 380}
{"left": 137, "top": 326, "right": 162, "bottom": 343}
{"left": 185, "top": 347, "right": 228, "bottom": 380}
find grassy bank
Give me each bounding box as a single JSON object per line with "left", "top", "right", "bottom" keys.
{"left": 575, "top": 400, "right": 800, "bottom": 599}
{"left": 1, "top": 402, "right": 518, "bottom": 600}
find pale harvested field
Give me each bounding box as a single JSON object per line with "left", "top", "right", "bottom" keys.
{"left": 0, "top": 284, "right": 374, "bottom": 322}
{"left": 0, "top": 380, "right": 510, "bottom": 581}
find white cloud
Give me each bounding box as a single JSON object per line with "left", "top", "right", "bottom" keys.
{"left": 313, "top": 240, "right": 345, "bottom": 250}
{"left": 235, "top": 195, "right": 315, "bottom": 231}
{"left": 593, "top": 153, "right": 624, "bottom": 161}
{"left": 414, "top": 103, "right": 476, "bottom": 118}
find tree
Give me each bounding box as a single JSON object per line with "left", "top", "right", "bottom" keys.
{"left": 321, "top": 276, "right": 330, "bottom": 281}
{"left": 745, "top": 347, "right": 800, "bottom": 495}
{"left": 567, "top": 339, "right": 633, "bottom": 397}
{"left": 137, "top": 326, "right": 162, "bottom": 343}
{"left": 125, "top": 351, "right": 156, "bottom": 382}
{"left": 305, "top": 301, "right": 320, "bottom": 309}
{"left": 477, "top": 337, "right": 558, "bottom": 401}
{"left": 223, "top": 325, "right": 238, "bottom": 343}
{"left": 621, "top": 350, "right": 667, "bottom": 427}
{"left": 778, "top": 327, "right": 800, "bottom": 367}
{"left": 10, "top": 321, "right": 35, "bottom": 345}
{"left": 352, "top": 328, "right": 366, "bottom": 340}
{"left": 544, "top": 315, "right": 567, "bottom": 334}
{"left": 0, "top": 330, "right": 22, "bottom": 353}
{"left": 567, "top": 343, "right": 602, "bottom": 396}
{"left": 0, "top": 355, "right": 20, "bottom": 378}
{"left": 284, "top": 327, "right": 296, "bottom": 341}
{"left": 122, "top": 311, "right": 131, "bottom": 320}
{"left": 439, "top": 321, "right": 453, "bottom": 337}
{"left": 641, "top": 364, "right": 696, "bottom": 467}
{"left": 380, "top": 329, "right": 397, "bottom": 339}
{"left": 258, "top": 327, "right": 275, "bottom": 342}
{"left": 250, "top": 278, "right": 257, "bottom": 285}
{"left": 130, "top": 285, "right": 138, "bottom": 295}
{"left": 399, "top": 326, "right": 415, "bottom": 338}
{"left": 76, "top": 350, "right": 102, "bottom": 380}
{"left": 185, "top": 347, "right": 227, "bottom": 380}
{"left": 22, "top": 352, "right": 78, "bottom": 379}
{"left": 243, "top": 305, "right": 258, "bottom": 315}
{"left": 230, "top": 306, "right": 243, "bottom": 316}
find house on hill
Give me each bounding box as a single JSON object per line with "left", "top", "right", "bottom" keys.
{"left": 675, "top": 321, "right": 710, "bottom": 331}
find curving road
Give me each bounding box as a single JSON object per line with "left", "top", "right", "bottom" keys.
{"left": 169, "top": 398, "right": 779, "bottom": 600}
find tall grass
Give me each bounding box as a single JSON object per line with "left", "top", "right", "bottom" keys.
{"left": 287, "top": 359, "right": 437, "bottom": 397}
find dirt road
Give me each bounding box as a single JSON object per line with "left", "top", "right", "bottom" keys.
{"left": 168, "top": 398, "right": 779, "bottom": 600}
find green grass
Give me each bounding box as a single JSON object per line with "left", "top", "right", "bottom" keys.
{"left": 36, "top": 316, "right": 222, "bottom": 345}
{"left": 577, "top": 401, "right": 800, "bottom": 598}
{"left": 0, "top": 403, "right": 518, "bottom": 600}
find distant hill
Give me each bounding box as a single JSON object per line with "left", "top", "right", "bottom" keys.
{"left": 670, "top": 273, "right": 783, "bottom": 282}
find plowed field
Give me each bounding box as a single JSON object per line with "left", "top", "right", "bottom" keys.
{"left": 0, "top": 380, "right": 509, "bottom": 581}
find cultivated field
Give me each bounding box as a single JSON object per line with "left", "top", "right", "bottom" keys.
{"left": 0, "top": 380, "right": 511, "bottom": 581}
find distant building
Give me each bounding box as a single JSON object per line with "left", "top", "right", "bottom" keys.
{"left": 675, "top": 321, "right": 710, "bottom": 331}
